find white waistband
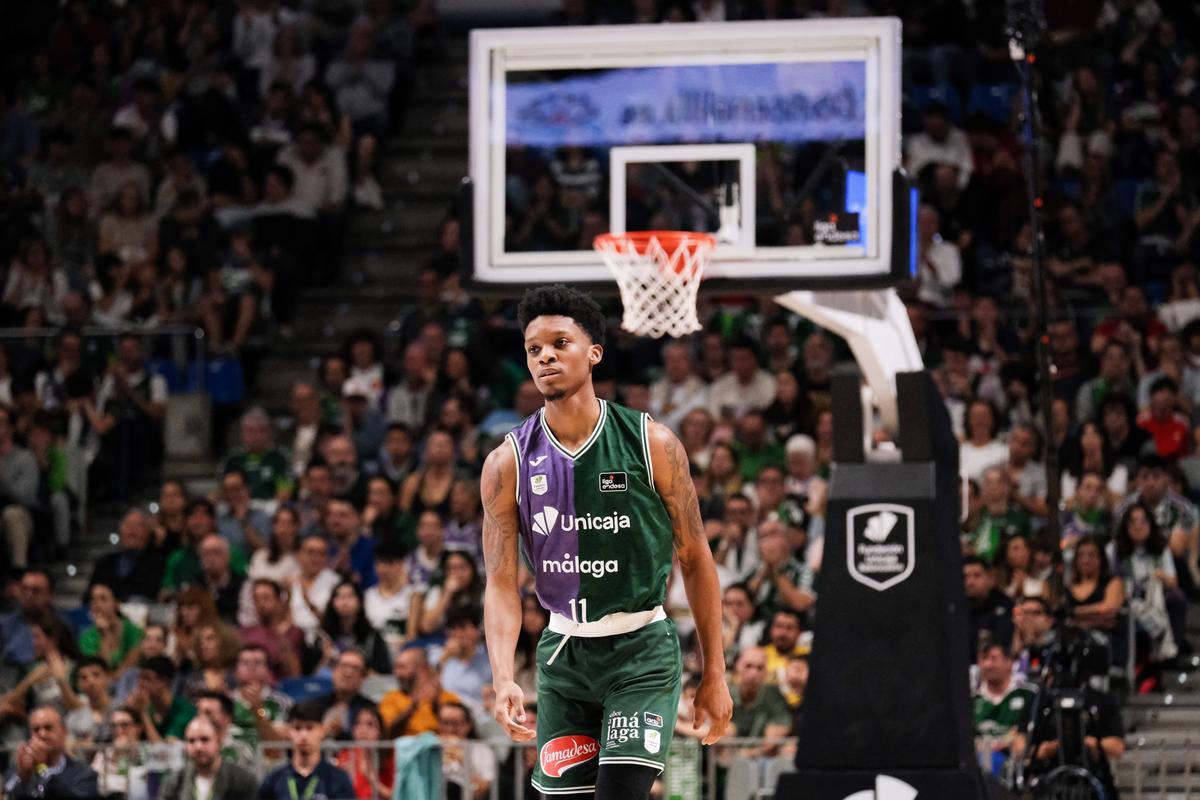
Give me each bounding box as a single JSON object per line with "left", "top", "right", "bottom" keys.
{"left": 548, "top": 605, "right": 666, "bottom": 638}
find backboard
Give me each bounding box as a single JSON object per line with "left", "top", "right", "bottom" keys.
{"left": 466, "top": 17, "right": 908, "bottom": 292}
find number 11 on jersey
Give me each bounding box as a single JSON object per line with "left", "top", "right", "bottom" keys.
{"left": 569, "top": 597, "right": 588, "bottom": 624}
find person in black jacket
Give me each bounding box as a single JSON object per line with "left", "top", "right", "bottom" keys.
{"left": 964, "top": 556, "right": 1015, "bottom": 658}
{"left": 3, "top": 706, "right": 99, "bottom": 799}
{"left": 159, "top": 716, "right": 258, "bottom": 800}
{"left": 88, "top": 508, "right": 165, "bottom": 602}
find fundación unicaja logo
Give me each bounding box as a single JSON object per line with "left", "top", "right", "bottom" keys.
{"left": 843, "top": 775, "right": 918, "bottom": 800}
{"left": 846, "top": 503, "right": 915, "bottom": 592}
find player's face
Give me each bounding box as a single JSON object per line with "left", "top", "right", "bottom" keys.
{"left": 524, "top": 315, "right": 602, "bottom": 402}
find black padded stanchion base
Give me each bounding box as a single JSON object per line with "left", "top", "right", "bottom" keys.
{"left": 773, "top": 768, "right": 1018, "bottom": 799}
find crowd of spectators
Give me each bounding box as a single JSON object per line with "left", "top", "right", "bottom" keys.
{"left": 0, "top": 0, "right": 1198, "bottom": 798}
{"left": 0, "top": 0, "right": 435, "bottom": 562}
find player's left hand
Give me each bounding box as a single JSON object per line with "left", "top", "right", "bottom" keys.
{"left": 693, "top": 672, "right": 733, "bottom": 745}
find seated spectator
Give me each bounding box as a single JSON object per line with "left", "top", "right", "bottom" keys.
{"left": 363, "top": 475, "right": 411, "bottom": 553}
{"left": 259, "top": 27, "right": 315, "bottom": 98}
{"left": 125, "top": 656, "right": 196, "bottom": 742}
{"left": 364, "top": 540, "right": 417, "bottom": 650}
{"left": 223, "top": 407, "right": 293, "bottom": 506}
{"left": 1137, "top": 377, "right": 1191, "bottom": 459}
{"left": 959, "top": 400, "right": 1008, "bottom": 483}
{"left": 435, "top": 609, "right": 492, "bottom": 719}
{"left": 238, "top": 505, "right": 301, "bottom": 626}
{"left": 406, "top": 510, "right": 446, "bottom": 590}
{"left": 1066, "top": 535, "right": 1125, "bottom": 634}
{"left": 0, "top": 406, "right": 40, "bottom": 573}
{"left": 649, "top": 341, "right": 710, "bottom": 433}
{"left": 97, "top": 181, "right": 158, "bottom": 267}
{"left": 78, "top": 582, "right": 143, "bottom": 673}
{"left": 704, "top": 443, "right": 744, "bottom": 507}
{"left": 721, "top": 583, "right": 765, "bottom": 667}
{"left": 972, "top": 642, "right": 1034, "bottom": 754}
{"left": 380, "top": 646, "right": 461, "bottom": 737}
{"left": 1004, "top": 423, "right": 1048, "bottom": 518}
{"left": 372, "top": 423, "right": 417, "bottom": 486}
{"left": 285, "top": 532, "right": 340, "bottom": 641}
{"left": 1110, "top": 502, "right": 1184, "bottom": 667}
{"left": 437, "top": 700, "right": 496, "bottom": 800}
{"left": 342, "top": 377, "right": 387, "bottom": 461}
{"left": 997, "top": 534, "right": 1040, "bottom": 601}
{"left": 2, "top": 238, "right": 70, "bottom": 327}
{"left": 708, "top": 338, "right": 776, "bottom": 421}
{"left": 286, "top": 381, "right": 325, "bottom": 477}
{"left": 1061, "top": 421, "right": 1129, "bottom": 505}
{"left": 0, "top": 570, "right": 63, "bottom": 668}
{"left": 914, "top": 204, "right": 963, "bottom": 308}
{"left": 164, "top": 500, "right": 248, "bottom": 600}
{"left": 173, "top": 589, "right": 224, "bottom": 677}
{"left": 1114, "top": 454, "right": 1200, "bottom": 587}
{"left": 153, "top": 479, "right": 190, "bottom": 553}
{"left": 1076, "top": 341, "right": 1136, "bottom": 424}
{"left": 2, "top": 706, "right": 99, "bottom": 798}
{"left": 964, "top": 556, "right": 1015, "bottom": 658}
{"left": 276, "top": 124, "right": 347, "bottom": 216}
{"left": 216, "top": 469, "right": 271, "bottom": 555}
{"left": 1019, "top": 675, "right": 1125, "bottom": 800}
{"left": 89, "top": 508, "right": 165, "bottom": 602}
{"left": 728, "top": 647, "right": 791, "bottom": 741}
{"left": 297, "top": 462, "right": 335, "bottom": 535}
{"left": 400, "top": 428, "right": 458, "bottom": 517}
{"left": 967, "top": 467, "right": 1032, "bottom": 565}
{"left": 906, "top": 101, "right": 973, "bottom": 185}
{"left": 181, "top": 623, "right": 237, "bottom": 699}
{"left": 416, "top": 550, "right": 484, "bottom": 638}
{"left": 65, "top": 657, "right": 115, "bottom": 745}
{"left": 193, "top": 534, "right": 248, "bottom": 625}
{"left": 86, "top": 127, "right": 150, "bottom": 220}
{"left": 334, "top": 706, "right": 394, "bottom": 800}
{"left": 1062, "top": 470, "right": 1115, "bottom": 557}
{"left": 91, "top": 704, "right": 149, "bottom": 796}
{"left": 240, "top": 579, "right": 305, "bottom": 680}
{"left": 1011, "top": 596, "right": 1057, "bottom": 677}
{"left": 0, "top": 611, "right": 82, "bottom": 721}
{"left": 319, "top": 580, "right": 391, "bottom": 674}
{"left": 94, "top": 333, "right": 166, "bottom": 501}
{"left": 314, "top": 650, "right": 377, "bottom": 741}
{"left": 733, "top": 413, "right": 785, "bottom": 485}
{"left": 386, "top": 342, "right": 435, "bottom": 431}
{"left": 325, "top": 498, "right": 377, "bottom": 587}
{"left": 159, "top": 715, "right": 258, "bottom": 800}
{"left": 154, "top": 150, "right": 208, "bottom": 219}
{"left": 748, "top": 519, "right": 816, "bottom": 619}
{"left": 258, "top": 700, "right": 355, "bottom": 800}
{"left": 762, "top": 608, "right": 810, "bottom": 686}
{"left": 197, "top": 227, "right": 270, "bottom": 353}
{"left": 114, "top": 624, "right": 169, "bottom": 703}
{"left": 192, "top": 691, "right": 254, "bottom": 765}
{"left": 325, "top": 433, "right": 368, "bottom": 507}
{"left": 228, "top": 644, "right": 290, "bottom": 750}
{"left": 1138, "top": 331, "right": 1200, "bottom": 411}
{"left": 445, "top": 479, "right": 482, "bottom": 559}
{"left": 712, "top": 494, "right": 759, "bottom": 581}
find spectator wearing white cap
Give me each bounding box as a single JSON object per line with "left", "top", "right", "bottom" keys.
{"left": 342, "top": 376, "right": 386, "bottom": 460}
{"left": 784, "top": 434, "right": 825, "bottom": 502}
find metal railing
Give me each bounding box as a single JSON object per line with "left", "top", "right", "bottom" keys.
{"left": 5, "top": 735, "right": 1195, "bottom": 800}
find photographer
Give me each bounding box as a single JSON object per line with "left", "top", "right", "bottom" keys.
{"left": 1016, "top": 626, "right": 1126, "bottom": 799}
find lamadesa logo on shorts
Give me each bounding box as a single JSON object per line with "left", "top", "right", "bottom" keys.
{"left": 531, "top": 505, "right": 632, "bottom": 536}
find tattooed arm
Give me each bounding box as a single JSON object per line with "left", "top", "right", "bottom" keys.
{"left": 481, "top": 442, "right": 534, "bottom": 742}
{"left": 649, "top": 419, "right": 733, "bottom": 745}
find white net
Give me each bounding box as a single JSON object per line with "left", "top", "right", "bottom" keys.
{"left": 593, "top": 231, "right": 715, "bottom": 339}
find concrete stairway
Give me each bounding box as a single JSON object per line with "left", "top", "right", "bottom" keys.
{"left": 254, "top": 40, "right": 470, "bottom": 416}
{"left": 1117, "top": 613, "right": 1200, "bottom": 798}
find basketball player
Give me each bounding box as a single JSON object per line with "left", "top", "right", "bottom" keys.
{"left": 482, "top": 285, "right": 732, "bottom": 799}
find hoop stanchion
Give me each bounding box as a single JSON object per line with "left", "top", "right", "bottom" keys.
{"left": 593, "top": 231, "right": 715, "bottom": 339}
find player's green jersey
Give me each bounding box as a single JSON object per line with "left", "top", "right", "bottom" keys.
{"left": 508, "top": 400, "right": 674, "bottom": 621}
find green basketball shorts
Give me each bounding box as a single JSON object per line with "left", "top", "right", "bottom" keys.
{"left": 532, "top": 617, "right": 684, "bottom": 795}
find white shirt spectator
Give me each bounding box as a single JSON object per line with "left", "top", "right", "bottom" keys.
{"left": 959, "top": 439, "right": 1008, "bottom": 483}
{"left": 237, "top": 550, "right": 301, "bottom": 627}
{"left": 708, "top": 370, "right": 776, "bottom": 419}
{"left": 906, "top": 126, "right": 973, "bottom": 187}
{"left": 649, "top": 374, "right": 709, "bottom": 433}
{"left": 917, "top": 236, "right": 962, "bottom": 308}
{"left": 276, "top": 143, "right": 347, "bottom": 213}
{"left": 289, "top": 567, "right": 341, "bottom": 640}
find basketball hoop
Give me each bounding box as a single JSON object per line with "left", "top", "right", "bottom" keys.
{"left": 593, "top": 231, "right": 715, "bottom": 339}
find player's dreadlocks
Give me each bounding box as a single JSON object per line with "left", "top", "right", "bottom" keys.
{"left": 517, "top": 284, "right": 606, "bottom": 347}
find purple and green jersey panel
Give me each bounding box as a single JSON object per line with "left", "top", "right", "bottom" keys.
{"left": 506, "top": 400, "right": 674, "bottom": 621}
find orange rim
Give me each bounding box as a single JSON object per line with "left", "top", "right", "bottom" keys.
{"left": 593, "top": 230, "right": 717, "bottom": 256}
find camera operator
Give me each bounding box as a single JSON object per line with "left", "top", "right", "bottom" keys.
{"left": 1016, "top": 627, "right": 1126, "bottom": 799}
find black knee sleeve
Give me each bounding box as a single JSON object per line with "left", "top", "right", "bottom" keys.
{"left": 593, "top": 762, "right": 660, "bottom": 800}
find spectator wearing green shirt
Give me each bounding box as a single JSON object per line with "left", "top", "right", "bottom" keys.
{"left": 127, "top": 656, "right": 195, "bottom": 742}
{"left": 729, "top": 647, "right": 792, "bottom": 747}
{"left": 748, "top": 520, "right": 816, "bottom": 621}
{"left": 78, "top": 582, "right": 143, "bottom": 673}
{"left": 228, "top": 644, "right": 291, "bottom": 749}
{"left": 222, "top": 407, "right": 293, "bottom": 504}
{"left": 162, "top": 499, "right": 247, "bottom": 599}
{"left": 733, "top": 411, "right": 786, "bottom": 484}
{"left": 967, "top": 466, "right": 1032, "bottom": 565}
{"left": 972, "top": 642, "right": 1034, "bottom": 754}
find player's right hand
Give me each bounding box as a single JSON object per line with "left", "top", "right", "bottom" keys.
{"left": 493, "top": 680, "right": 536, "bottom": 742}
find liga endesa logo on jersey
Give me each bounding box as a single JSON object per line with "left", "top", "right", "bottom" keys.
{"left": 540, "top": 735, "right": 600, "bottom": 778}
